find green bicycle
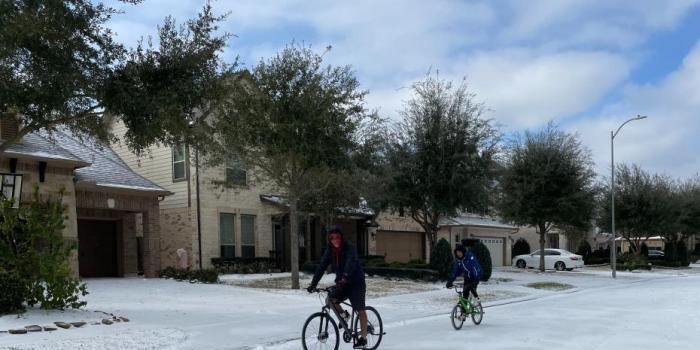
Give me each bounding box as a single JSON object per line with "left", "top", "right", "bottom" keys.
{"left": 450, "top": 283, "right": 483, "bottom": 329}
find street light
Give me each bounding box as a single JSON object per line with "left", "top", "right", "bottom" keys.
{"left": 611, "top": 114, "right": 647, "bottom": 278}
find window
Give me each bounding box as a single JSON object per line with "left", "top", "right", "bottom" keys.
{"left": 0, "top": 174, "right": 22, "bottom": 209}
{"left": 241, "top": 215, "right": 256, "bottom": 258}
{"left": 225, "top": 156, "right": 247, "bottom": 185}
{"left": 220, "top": 213, "right": 235, "bottom": 258}
{"left": 172, "top": 144, "right": 187, "bottom": 182}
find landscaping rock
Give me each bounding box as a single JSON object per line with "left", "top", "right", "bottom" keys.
{"left": 91, "top": 322, "right": 101, "bottom": 325}
{"left": 71, "top": 321, "right": 86, "bottom": 328}
{"left": 9, "top": 329, "right": 27, "bottom": 335}
{"left": 54, "top": 322, "right": 71, "bottom": 329}
{"left": 25, "top": 325, "right": 42, "bottom": 332}
{"left": 43, "top": 326, "right": 57, "bottom": 332}
{"left": 101, "top": 319, "right": 113, "bottom": 325}
{"left": 119, "top": 317, "right": 130, "bottom": 322}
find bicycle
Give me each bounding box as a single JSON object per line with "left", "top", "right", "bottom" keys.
{"left": 302, "top": 287, "right": 384, "bottom": 350}
{"left": 449, "top": 283, "right": 483, "bottom": 330}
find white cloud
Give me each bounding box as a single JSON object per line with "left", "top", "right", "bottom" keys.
{"left": 570, "top": 41, "right": 700, "bottom": 179}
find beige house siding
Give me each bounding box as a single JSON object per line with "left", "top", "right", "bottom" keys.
{"left": 110, "top": 121, "right": 190, "bottom": 209}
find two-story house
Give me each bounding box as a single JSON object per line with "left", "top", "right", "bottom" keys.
{"left": 110, "top": 121, "right": 374, "bottom": 271}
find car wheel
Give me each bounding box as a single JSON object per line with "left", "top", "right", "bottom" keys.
{"left": 555, "top": 261, "right": 565, "bottom": 271}
{"left": 516, "top": 260, "right": 526, "bottom": 269}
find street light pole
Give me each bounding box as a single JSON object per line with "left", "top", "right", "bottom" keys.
{"left": 610, "top": 115, "right": 647, "bottom": 278}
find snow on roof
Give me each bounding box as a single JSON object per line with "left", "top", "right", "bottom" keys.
{"left": 439, "top": 214, "right": 516, "bottom": 230}
{"left": 3, "top": 133, "right": 87, "bottom": 165}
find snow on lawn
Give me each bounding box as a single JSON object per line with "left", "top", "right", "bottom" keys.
{"left": 1, "top": 267, "right": 694, "bottom": 350}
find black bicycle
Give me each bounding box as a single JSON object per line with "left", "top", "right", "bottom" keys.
{"left": 302, "top": 287, "right": 384, "bottom": 350}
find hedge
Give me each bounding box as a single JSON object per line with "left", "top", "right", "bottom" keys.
{"left": 159, "top": 267, "right": 219, "bottom": 283}
{"left": 211, "top": 257, "right": 278, "bottom": 274}
{"left": 301, "top": 263, "right": 439, "bottom": 282}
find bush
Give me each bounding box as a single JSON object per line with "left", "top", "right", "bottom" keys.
{"left": 512, "top": 238, "right": 531, "bottom": 257}
{"left": 361, "top": 255, "right": 387, "bottom": 268}
{"left": 0, "top": 193, "right": 88, "bottom": 311}
{"left": 364, "top": 267, "right": 439, "bottom": 282}
{"left": 211, "top": 257, "right": 278, "bottom": 274}
{"left": 0, "top": 270, "right": 27, "bottom": 314}
{"left": 576, "top": 240, "right": 593, "bottom": 261}
{"left": 430, "top": 238, "right": 453, "bottom": 281}
{"left": 677, "top": 240, "right": 689, "bottom": 265}
{"left": 471, "top": 242, "right": 492, "bottom": 282}
{"left": 652, "top": 260, "right": 690, "bottom": 268}
{"left": 619, "top": 252, "right": 649, "bottom": 271}
{"left": 159, "top": 267, "right": 219, "bottom": 283}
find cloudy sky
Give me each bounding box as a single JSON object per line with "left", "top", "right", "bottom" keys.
{"left": 103, "top": 0, "right": 700, "bottom": 179}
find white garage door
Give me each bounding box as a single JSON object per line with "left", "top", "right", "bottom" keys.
{"left": 475, "top": 237, "right": 504, "bottom": 267}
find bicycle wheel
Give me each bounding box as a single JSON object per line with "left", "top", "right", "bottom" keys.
{"left": 451, "top": 304, "right": 465, "bottom": 330}
{"left": 471, "top": 301, "right": 484, "bottom": 325}
{"left": 353, "top": 306, "right": 384, "bottom": 350}
{"left": 302, "top": 312, "right": 339, "bottom": 350}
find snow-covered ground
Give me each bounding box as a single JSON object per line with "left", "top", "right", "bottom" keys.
{"left": 1, "top": 267, "right": 699, "bottom": 349}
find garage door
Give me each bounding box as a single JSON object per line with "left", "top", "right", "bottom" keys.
{"left": 78, "top": 219, "right": 119, "bottom": 277}
{"left": 475, "top": 237, "right": 504, "bottom": 267}
{"left": 376, "top": 230, "right": 424, "bottom": 263}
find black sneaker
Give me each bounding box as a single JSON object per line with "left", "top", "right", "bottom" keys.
{"left": 354, "top": 336, "right": 367, "bottom": 349}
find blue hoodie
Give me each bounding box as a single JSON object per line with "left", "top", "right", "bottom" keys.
{"left": 447, "top": 246, "right": 482, "bottom": 283}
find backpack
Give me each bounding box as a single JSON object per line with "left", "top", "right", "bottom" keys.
{"left": 464, "top": 252, "right": 482, "bottom": 281}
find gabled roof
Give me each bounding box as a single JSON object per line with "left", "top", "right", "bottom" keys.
{"left": 260, "top": 194, "right": 375, "bottom": 218}
{"left": 48, "top": 130, "right": 170, "bottom": 195}
{"left": 4, "top": 133, "right": 89, "bottom": 167}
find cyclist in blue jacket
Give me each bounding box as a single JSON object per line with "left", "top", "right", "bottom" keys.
{"left": 446, "top": 244, "right": 482, "bottom": 304}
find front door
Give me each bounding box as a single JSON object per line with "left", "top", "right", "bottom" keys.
{"left": 78, "top": 219, "right": 119, "bottom": 277}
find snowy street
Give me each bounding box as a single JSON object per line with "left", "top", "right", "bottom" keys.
{"left": 1, "top": 267, "right": 699, "bottom": 349}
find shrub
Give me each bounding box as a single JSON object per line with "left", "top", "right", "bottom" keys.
{"left": 677, "top": 240, "right": 689, "bottom": 265}
{"left": 0, "top": 193, "right": 88, "bottom": 311}
{"left": 364, "top": 267, "right": 439, "bottom": 282}
{"left": 430, "top": 238, "right": 453, "bottom": 281}
{"left": 0, "top": 270, "right": 27, "bottom": 314}
{"left": 211, "top": 257, "right": 278, "bottom": 274}
{"left": 471, "top": 242, "right": 492, "bottom": 282}
{"left": 576, "top": 240, "right": 593, "bottom": 261}
{"left": 159, "top": 267, "right": 219, "bottom": 283}
{"left": 619, "top": 252, "right": 649, "bottom": 271}
{"left": 652, "top": 260, "right": 690, "bottom": 268}
{"left": 512, "top": 238, "right": 531, "bottom": 257}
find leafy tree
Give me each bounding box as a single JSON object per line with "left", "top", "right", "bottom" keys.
{"left": 598, "top": 164, "right": 677, "bottom": 253}
{"left": 212, "top": 44, "right": 371, "bottom": 289}
{"left": 0, "top": 192, "right": 87, "bottom": 310}
{"left": 470, "top": 242, "right": 492, "bottom": 282}
{"left": 430, "top": 238, "right": 454, "bottom": 280}
{"left": 512, "top": 238, "right": 531, "bottom": 257}
{"left": 386, "top": 76, "right": 499, "bottom": 253}
{"left": 0, "top": 0, "right": 232, "bottom": 154}
{"left": 498, "top": 123, "right": 597, "bottom": 271}
{"left": 665, "top": 240, "right": 678, "bottom": 262}
{"left": 676, "top": 176, "right": 700, "bottom": 242}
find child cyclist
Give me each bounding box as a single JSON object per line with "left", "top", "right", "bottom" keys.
{"left": 445, "top": 244, "right": 482, "bottom": 304}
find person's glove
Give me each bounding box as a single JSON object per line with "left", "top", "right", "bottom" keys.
{"left": 306, "top": 285, "right": 316, "bottom": 293}
{"left": 446, "top": 281, "right": 453, "bottom": 289}
{"left": 335, "top": 277, "right": 348, "bottom": 290}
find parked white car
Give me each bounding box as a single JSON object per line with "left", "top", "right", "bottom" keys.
{"left": 512, "top": 249, "right": 584, "bottom": 271}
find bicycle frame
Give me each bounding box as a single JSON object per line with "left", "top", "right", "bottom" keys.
{"left": 454, "top": 285, "right": 475, "bottom": 313}
{"left": 318, "top": 289, "right": 360, "bottom": 339}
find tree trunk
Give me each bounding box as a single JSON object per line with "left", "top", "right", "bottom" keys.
{"left": 290, "top": 199, "right": 300, "bottom": 289}
{"left": 305, "top": 213, "right": 312, "bottom": 263}
{"left": 538, "top": 222, "right": 547, "bottom": 272}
